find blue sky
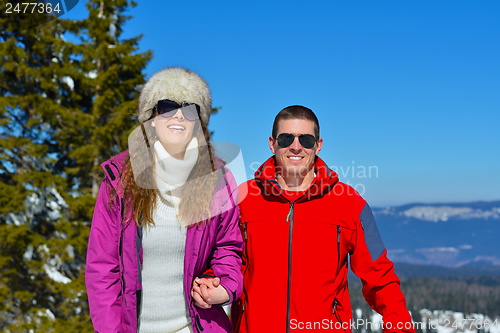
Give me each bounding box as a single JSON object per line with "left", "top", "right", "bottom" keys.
{"left": 64, "top": 1, "right": 500, "bottom": 207}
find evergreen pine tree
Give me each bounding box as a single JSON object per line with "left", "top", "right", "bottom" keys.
{"left": 412, "top": 307, "right": 423, "bottom": 333}
{"left": 0, "top": 0, "right": 151, "bottom": 331}
{"left": 352, "top": 307, "right": 359, "bottom": 333}
{"left": 363, "top": 306, "right": 373, "bottom": 333}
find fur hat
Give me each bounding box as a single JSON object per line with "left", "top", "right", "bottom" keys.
{"left": 138, "top": 67, "right": 211, "bottom": 125}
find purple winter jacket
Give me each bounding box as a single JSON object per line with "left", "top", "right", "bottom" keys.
{"left": 85, "top": 151, "right": 243, "bottom": 333}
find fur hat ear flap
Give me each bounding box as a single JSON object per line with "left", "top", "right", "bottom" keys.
{"left": 138, "top": 67, "right": 211, "bottom": 125}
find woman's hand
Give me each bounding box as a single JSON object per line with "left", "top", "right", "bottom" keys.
{"left": 191, "top": 277, "right": 230, "bottom": 308}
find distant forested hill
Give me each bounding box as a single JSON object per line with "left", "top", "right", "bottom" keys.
{"left": 348, "top": 274, "right": 500, "bottom": 318}
{"left": 372, "top": 201, "right": 500, "bottom": 267}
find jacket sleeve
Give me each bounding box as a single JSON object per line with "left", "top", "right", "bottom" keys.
{"left": 210, "top": 168, "right": 244, "bottom": 305}
{"left": 85, "top": 177, "right": 123, "bottom": 333}
{"left": 198, "top": 267, "right": 216, "bottom": 279}
{"left": 349, "top": 200, "right": 415, "bottom": 333}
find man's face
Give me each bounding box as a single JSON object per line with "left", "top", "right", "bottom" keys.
{"left": 269, "top": 118, "right": 323, "bottom": 179}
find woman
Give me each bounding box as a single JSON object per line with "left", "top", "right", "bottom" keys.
{"left": 85, "top": 68, "right": 243, "bottom": 333}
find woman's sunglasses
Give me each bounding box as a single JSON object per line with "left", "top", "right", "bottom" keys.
{"left": 276, "top": 133, "right": 317, "bottom": 149}
{"left": 154, "top": 99, "right": 201, "bottom": 121}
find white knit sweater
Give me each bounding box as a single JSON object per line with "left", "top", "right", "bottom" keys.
{"left": 138, "top": 139, "right": 198, "bottom": 333}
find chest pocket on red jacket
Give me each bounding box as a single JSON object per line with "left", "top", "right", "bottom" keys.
{"left": 292, "top": 217, "right": 354, "bottom": 274}
{"left": 291, "top": 196, "right": 355, "bottom": 278}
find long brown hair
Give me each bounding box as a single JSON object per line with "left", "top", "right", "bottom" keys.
{"left": 113, "top": 117, "right": 218, "bottom": 228}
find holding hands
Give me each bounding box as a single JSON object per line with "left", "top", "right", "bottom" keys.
{"left": 191, "top": 277, "right": 230, "bottom": 308}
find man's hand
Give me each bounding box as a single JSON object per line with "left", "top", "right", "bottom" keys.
{"left": 191, "top": 277, "right": 230, "bottom": 308}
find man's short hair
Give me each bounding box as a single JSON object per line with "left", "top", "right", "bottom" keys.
{"left": 272, "top": 105, "right": 320, "bottom": 139}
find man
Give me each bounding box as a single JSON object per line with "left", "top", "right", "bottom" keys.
{"left": 229, "top": 105, "right": 415, "bottom": 333}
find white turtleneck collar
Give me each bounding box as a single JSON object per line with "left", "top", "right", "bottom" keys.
{"left": 154, "top": 138, "right": 198, "bottom": 194}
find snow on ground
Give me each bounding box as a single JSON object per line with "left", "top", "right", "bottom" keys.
{"left": 357, "top": 308, "right": 499, "bottom": 333}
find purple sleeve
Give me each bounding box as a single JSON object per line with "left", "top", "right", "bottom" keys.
{"left": 85, "top": 178, "right": 123, "bottom": 332}
{"left": 211, "top": 169, "right": 244, "bottom": 305}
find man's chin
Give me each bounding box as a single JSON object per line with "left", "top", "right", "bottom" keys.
{"left": 285, "top": 166, "right": 310, "bottom": 178}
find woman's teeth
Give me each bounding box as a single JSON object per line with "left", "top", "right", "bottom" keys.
{"left": 168, "top": 125, "right": 185, "bottom": 131}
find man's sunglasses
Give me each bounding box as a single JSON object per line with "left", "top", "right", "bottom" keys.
{"left": 276, "top": 133, "right": 317, "bottom": 149}
{"left": 154, "top": 99, "right": 201, "bottom": 121}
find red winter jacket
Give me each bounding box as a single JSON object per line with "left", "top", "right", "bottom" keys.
{"left": 231, "top": 156, "right": 414, "bottom": 333}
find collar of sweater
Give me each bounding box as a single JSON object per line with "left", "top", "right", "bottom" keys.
{"left": 154, "top": 138, "right": 198, "bottom": 195}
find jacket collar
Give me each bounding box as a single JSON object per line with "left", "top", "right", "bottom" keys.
{"left": 100, "top": 151, "right": 129, "bottom": 197}
{"left": 100, "top": 150, "right": 228, "bottom": 198}
{"left": 254, "top": 155, "right": 339, "bottom": 200}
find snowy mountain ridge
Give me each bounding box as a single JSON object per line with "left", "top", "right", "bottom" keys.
{"left": 375, "top": 204, "right": 500, "bottom": 222}
{"left": 371, "top": 200, "right": 500, "bottom": 268}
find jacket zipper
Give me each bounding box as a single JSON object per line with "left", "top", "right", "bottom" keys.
{"left": 242, "top": 220, "right": 249, "bottom": 274}
{"left": 333, "top": 297, "right": 347, "bottom": 333}
{"left": 194, "top": 314, "right": 204, "bottom": 332}
{"left": 336, "top": 225, "right": 341, "bottom": 276}
{"left": 285, "top": 202, "right": 294, "bottom": 333}
{"left": 333, "top": 226, "right": 342, "bottom": 315}
{"left": 269, "top": 180, "right": 317, "bottom": 333}
{"left": 332, "top": 225, "right": 340, "bottom": 317}
{"left": 333, "top": 226, "right": 348, "bottom": 333}
{"left": 120, "top": 198, "right": 126, "bottom": 305}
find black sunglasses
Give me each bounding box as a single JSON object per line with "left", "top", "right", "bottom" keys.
{"left": 154, "top": 99, "right": 201, "bottom": 121}
{"left": 276, "top": 133, "right": 317, "bottom": 149}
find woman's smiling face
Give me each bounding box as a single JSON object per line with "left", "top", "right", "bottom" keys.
{"left": 152, "top": 108, "right": 197, "bottom": 158}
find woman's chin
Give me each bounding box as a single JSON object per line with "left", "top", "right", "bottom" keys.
{"left": 160, "top": 135, "right": 191, "bottom": 148}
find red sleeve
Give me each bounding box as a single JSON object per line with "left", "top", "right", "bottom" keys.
{"left": 350, "top": 199, "right": 415, "bottom": 333}
{"left": 199, "top": 268, "right": 215, "bottom": 279}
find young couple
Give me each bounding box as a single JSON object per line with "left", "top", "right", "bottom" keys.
{"left": 85, "top": 67, "right": 414, "bottom": 333}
